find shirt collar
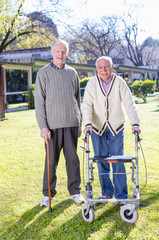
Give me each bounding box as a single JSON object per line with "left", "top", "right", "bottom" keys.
{"left": 50, "top": 60, "right": 65, "bottom": 69}
{"left": 99, "top": 74, "right": 113, "bottom": 84}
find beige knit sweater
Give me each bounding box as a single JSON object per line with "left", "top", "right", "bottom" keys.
{"left": 35, "top": 63, "right": 81, "bottom": 130}
{"left": 82, "top": 74, "right": 140, "bottom": 136}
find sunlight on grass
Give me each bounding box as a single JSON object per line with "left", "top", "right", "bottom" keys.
{"left": 7, "top": 102, "right": 28, "bottom": 109}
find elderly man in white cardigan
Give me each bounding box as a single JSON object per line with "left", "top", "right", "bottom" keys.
{"left": 82, "top": 56, "right": 141, "bottom": 205}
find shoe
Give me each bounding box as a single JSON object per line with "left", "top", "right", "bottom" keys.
{"left": 70, "top": 194, "right": 85, "bottom": 204}
{"left": 99, "top": 195, "right": 113, "bottom": 199}
{"left": 40, "top": 196, "right": 53, "bottom": 207}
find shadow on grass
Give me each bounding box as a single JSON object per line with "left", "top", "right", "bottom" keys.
{"left": 139, "top": 190, "right": 159, "bottom": 208}
{"left": 152, "top": 109, "right": 159, "bottom": 112}
{"left": 1, "top": 191, "right": 158, "bottom": 240}
{"left": 0, "top": 199, "right": 73, "bottom": 240}
{"left": 45, "top": 204, "right": 135, "bottom": 240}
{"left": 46, "top": 191, "right": 159, "bottom": 240}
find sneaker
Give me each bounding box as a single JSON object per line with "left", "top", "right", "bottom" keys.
{"left": 70, "top": 194, "right": 85, "bottom": 204}
{"left": 99, "top": 195, "right": 113, "bottom": 199}
{"left": 40, "top": 196, "right": 53, "bottom": 207}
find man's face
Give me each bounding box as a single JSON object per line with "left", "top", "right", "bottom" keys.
{"left": 51, "top": 43, "right": 67, "bottom": 68}
{"left": 96, "top": 59, "right": 113, "bottom": 82}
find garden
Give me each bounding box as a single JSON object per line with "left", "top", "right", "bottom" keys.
{"left": 0, "top": 95, "right": 159, "bottom": 239}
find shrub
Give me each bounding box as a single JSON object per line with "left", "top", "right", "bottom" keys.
{"left": 124, "top": 77, "right": 132, "bottom": 88}
{"left": 131, "top": 79, "right": 155, "bottom": 103}
{"left": 28, "top": 84, "right": 35, "bottom": 109}
{"left": 80, "top": 77, "right": 90, "bottom": 98}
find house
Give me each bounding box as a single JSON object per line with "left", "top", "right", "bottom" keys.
{"left": 0, "top": 47, "right": 158, "bottom": 106}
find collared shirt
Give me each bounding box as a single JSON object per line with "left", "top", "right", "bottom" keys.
{"left": 50, "top": 60, "right": 65, "bottom": 69}
{"left": 100, "top": 74, "right": 113, "bottom": 94}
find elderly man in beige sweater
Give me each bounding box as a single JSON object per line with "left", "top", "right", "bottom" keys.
{"left": 82, "top": 56, "right": 140, "bottom": 205}
{"left": 35, "top": 39, "right": 85, "bottom": 207}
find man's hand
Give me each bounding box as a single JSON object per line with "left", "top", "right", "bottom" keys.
{"left": 83, "top": 126, "right": 93, "bottom": 135}
{"left": 40, "top": 128, "right": 51, "bottom": 144}
{"left": 132, "top": 126, "right": 141, "bottom": 134}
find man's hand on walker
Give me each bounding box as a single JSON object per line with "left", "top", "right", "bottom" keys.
{"left": 132, "top": 126, "right": 141, "bottom": 134}
{"left": 83, "top": 126, "right": 93, "bottom": 135}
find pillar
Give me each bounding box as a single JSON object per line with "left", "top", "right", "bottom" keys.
{"left": 28, "top": 67, "right": 32, "bottom": 88}
{"left": 0, "top": 65, "right": 5, "bottom": 119}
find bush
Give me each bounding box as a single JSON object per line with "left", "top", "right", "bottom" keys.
{"left": 28, "top": 84, "right": 35, "bottom": 109}
{"left": 32, "top": 69, "right": 38, "bottom": 84}
{"left": 80, "top": 77, "right": 90, "bottom": 98}
{"left": 131, "top": 79, "right": 155, "bottom": 103}
{"left": 124, "top": 77, "right": 132, "bottom": 88}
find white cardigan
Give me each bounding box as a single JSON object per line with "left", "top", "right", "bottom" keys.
{"left": 82, "top": 74, "right": 140, "bottom": 136}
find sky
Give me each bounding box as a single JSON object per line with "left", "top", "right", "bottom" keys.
{"left": 22, "top": 0, "right": 159, "bottom": 44}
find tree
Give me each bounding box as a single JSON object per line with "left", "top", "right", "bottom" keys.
{"left": 66, "top": 16, "right": 120, "bottom": 64}
{"left": 0, "top": 0, "right": 60, "bottom": 52}
{"left": 0, "top": 0, "right": 30, "bottom": 53}
{"left": 118, "top": 10, "right": 159, "bottom": 66}
{"left": 142, "top": 37, "right": 159, "bottom": 47}
{"left": 8, "top": 11, "right": 58, "bottom": 49}
{"left": 140, "top": 37, "right": 159, "bottom": 66}
{"left": 0, "top": 0, "right": 73, "bottom": 53}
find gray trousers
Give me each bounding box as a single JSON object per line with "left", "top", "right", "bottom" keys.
{"left": 43, "top": 127, "right": 81, "bottom": 197}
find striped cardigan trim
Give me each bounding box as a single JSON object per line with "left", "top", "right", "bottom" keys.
{"left": 107, "top": 74, "right": 116, "bottom": 96}
{"left": 132, "top": 124, "right": 139, "bottom": 127}
{"left": 97, "top": 75, "right": 106, "bottom": 96}
{"left": 85, "top": 123, "right": 92, "bottom": 127}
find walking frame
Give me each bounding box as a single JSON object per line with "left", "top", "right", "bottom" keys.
{"left": 81, "top": 131, "right": 142, "bottom": 223}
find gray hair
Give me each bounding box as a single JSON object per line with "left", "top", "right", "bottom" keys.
{"left": 51, "top": 39, "right": 69, "bottom": 55}
{"left": 95, "top": 56, "right": 113, "bottom": 67}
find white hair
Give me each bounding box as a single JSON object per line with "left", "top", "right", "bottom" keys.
{"left": 51, "top": 39, "right": 69, "bottom": 55}
{"left": 95, "top": 56, "right": 113, "bottom": 67}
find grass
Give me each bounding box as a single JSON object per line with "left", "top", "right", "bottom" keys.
{"left": 6, "top": 102, "right": 28, "bottom": 110}
{"left": 0, "top": 99, "right": 159, "bottom": 240}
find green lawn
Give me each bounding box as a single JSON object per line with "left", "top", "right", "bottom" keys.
{"left": 0, "top": 100, "right": 159, "bottom": 240}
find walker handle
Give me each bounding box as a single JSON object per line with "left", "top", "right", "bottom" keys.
{"left": 86, "top": 130, "right": 91, "bottom": 136}
{"left": 134, "top": 130, "right": 141, "bottom": 142}
{"left": 134, "top": 130, "right": 138, "bottom": 134}
{"left": 84, "top": 130, "right": 90, "bottom": 142}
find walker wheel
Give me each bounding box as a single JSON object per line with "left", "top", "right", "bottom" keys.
{"left": 120, "top": 204, "right": 138, "bottom": 223}
{"left": 82, "top": 204, "right": 95, "bottom": 223}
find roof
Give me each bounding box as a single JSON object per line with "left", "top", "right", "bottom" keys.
{"left": 0, "top": 47, "right": 51, "bottom": 55}
{"left": 0, "top": 47, "right": 73, "bottom": 62}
